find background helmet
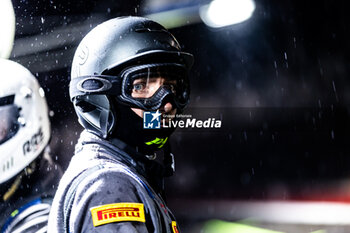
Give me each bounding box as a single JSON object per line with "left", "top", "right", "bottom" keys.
{"left": 69, "top": 16, "right": 194, "bottom": 139}
{"left": 0, "top": 59, "right": 51, "bottom": 184}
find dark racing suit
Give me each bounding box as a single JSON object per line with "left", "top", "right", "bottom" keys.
{"left": 0, "top": 151, "right": 62, "bottom": 233}
{"left": 48, "top": 131, "right": 180, "bottom": 233}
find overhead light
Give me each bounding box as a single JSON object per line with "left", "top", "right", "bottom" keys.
{"left": 199, "top": 0, "right": 256, "bottom": 28}
{"left": 0, "top": 0, "right": 15, "bottom": 58}
{"left": 145, "top": 6, "right": 200, "bottom": 29}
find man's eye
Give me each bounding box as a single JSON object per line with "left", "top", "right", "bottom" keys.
{"left": 133, "top": 83, "right": 145, "bottom": 91}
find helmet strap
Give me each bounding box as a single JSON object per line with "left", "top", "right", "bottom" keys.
{"left": 2, "top": 173, "right": 22, "bottom": 202}
{"left": 1, "top": 160, "right": 36, "bottom": 202}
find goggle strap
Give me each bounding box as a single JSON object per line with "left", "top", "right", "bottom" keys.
{"left": 69, "top": 75, "right": 122, "bottom": 100}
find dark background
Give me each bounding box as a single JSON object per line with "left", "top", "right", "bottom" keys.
{"left": 9, "top": 0, "right": 350, "bottom": 230}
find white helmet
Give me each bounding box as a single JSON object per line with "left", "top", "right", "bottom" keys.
{"left": 0, "top": 59, "right": 51, "bottom": 184}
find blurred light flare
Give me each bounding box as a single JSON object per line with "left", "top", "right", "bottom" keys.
{"left": 200, "top": 0, "right": 256, "bottom": 28}
{"left": 200, "top": 201, "right": 350, "bottom": 232}
{"left": 203, "top": 220, "right": 283, "bottom": 233}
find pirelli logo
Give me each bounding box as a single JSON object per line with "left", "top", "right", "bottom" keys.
{"left": 90, "top": 203, "right": 146, "bottom": 227}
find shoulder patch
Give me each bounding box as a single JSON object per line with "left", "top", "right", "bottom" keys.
{"left": 90, "top": 203, "right": 145, "bottom": 227}
{"left": 172, "top": 221, "right": 179, "bottom": 233}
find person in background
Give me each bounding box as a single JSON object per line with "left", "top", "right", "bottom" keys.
{"left": 48, "top": 16, "right": 193, "bottom": 233}
{"left": 0, "top": 58, "right": 62, "bottom": 233}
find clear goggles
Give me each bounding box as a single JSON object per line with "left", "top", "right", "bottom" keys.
{"left": 0, "top": 105, "right": 20, "bottom": 145}
{"left": 71, "top": 63, "right": 190, "bottom": 111}
{"left": 121, "top": 63, "right": 190, "bottom": 110}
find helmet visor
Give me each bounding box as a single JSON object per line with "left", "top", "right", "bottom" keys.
{"left": 0, "top": 105, "right": 20, "bottom": 145}
{"left": 122, "top": 63, "right": 190, "bottom": 110}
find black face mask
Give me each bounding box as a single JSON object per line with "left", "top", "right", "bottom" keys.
{"left": 110, "top": 103, "right": 176, "bottom": 155}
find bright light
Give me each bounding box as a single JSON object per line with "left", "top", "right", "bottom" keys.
{"left": 0, "top": 0, "right": 16, "bottom": 58}
{"left": 199, "top": 0, "right": 256, "bottom": 28}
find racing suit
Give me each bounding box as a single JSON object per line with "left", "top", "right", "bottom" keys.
{"left": 0, "top": 151, "right": 62, "bottom": 233}
{"left": 48, "top": 131, "right": 180, "bottom": 233}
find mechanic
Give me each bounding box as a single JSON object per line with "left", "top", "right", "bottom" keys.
{"left": 48, "top": 16, "right": 193, "bottom": 233}
{"left": 0, "top": 58, "right": 62, "bottom": 233}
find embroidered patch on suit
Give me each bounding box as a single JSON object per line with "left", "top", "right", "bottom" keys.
{"left": 90, "top": 202, "right": 145, "bottom": 227}
{"left": 172, "top": 221, "right": 179, "bottom": 233}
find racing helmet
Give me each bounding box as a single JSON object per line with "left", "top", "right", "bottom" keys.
{"left": 69, "top": 16, "right": 194, "bottom": 139}
{"left": 0, "top": 59, "right": 51, "bottom": 184}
